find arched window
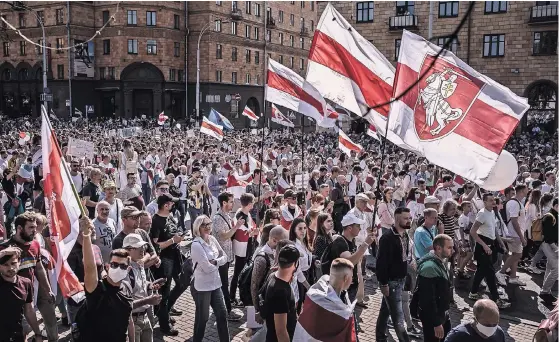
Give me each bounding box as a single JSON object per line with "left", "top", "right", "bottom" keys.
{"left": 525, "top": 81, "right": 557, "bottom": 127}
{"left": 18, "top": 68, "right": 28, "bottom": 81}
{"left": 2, "top": 69, "right": 11, "bottom": 81}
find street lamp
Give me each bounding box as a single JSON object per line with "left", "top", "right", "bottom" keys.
{"left": 196, "top": 20, "right": 228, "bottom": 120}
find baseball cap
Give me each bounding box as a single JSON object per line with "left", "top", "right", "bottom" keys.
{"left": 17, "top": 165, "right": 33, "bottom": 179}
{"left": 192, "top": 166, "right": 201, "bottom": 173}
{"left": 341, "top": 212, "right": 366, "bottom": 227}
{"left": 278, "top": 245, "right": 300, "bottom": 264}
{"left": 355, "top": 193, "right": 369, "bottom": 202}
{"left": 121, "top": 206, "right": 142, "bottom": 218}
{"left": 425, "top": 196, "right": 441, "bottom": 204}
{"left": 103, "top": 180, "right": 117, "bottom": 189}
{"left": 284, "top": 189, "right": 296, "bottom": 199}
{"left": 156, "top": 193, "right": 179, "bottom": 207}
{"left": 122, "top": 233, "right": 148, "bottom": 249}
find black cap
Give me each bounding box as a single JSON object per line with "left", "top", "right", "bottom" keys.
{"left": 157, "top": 193, "right": 179, "bottom": 206}
{"left": 192, "top": 166, "right": 201, "bottom": 174}
{"left": 278, "top": 245, "right": 300, "bottom": 264}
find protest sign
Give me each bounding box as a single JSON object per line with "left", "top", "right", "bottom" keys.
{"left": 67, "top": 137, "right": 95, "bottom": 160}
{"left": 119, "top": 127, "right": 141, "bottom": 138}
{"left": 294, "top": 173, "right": 310, "bottom": 189}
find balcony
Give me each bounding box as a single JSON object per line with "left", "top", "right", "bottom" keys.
{"left": 300, "top": 26, "right": 309, "bottom": 36}
{"left": 266, "top": 17, "right": 276, "bottom": 28}
{"left": 388, "top": 15, "right": 418, "bottom": 30}
{"left": 231, "top": 8, "right": 242, "bottom": 20}
{"left": 529, "top": 4, "right": 557, "bottom": 24}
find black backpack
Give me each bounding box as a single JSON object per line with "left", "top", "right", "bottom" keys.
{"left": 320, "top": 235, "right": 348, "bottom": 275}
{"left": 238, "top": 251, "right": 270, "bottom": 306}
{"left": 500, "top": 198, "right": 521, "bottom": 225}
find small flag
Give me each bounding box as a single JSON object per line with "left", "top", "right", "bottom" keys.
{"left": 74, "top": 108, "right": 83, "bottom": 117}
{"left": 209, "top": 108, "right": 234, "bottom": 131}
{"left": 338, "top": 129, "right": 362, "bottom": 156}
{"left": 270, "top": 104, "right": 294, "bottom": 128}
{"left": 242, "top": 106, "right": 259, "bottom": 121}
{"left": 158, "top": 112, "right": 168, "bottom": 125}
{"left": 200, "top": 116, "right": 224, "bottom": 141}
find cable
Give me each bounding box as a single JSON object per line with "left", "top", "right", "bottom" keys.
{"left": 0, "top": 1, "right": 121, "bottom": 51}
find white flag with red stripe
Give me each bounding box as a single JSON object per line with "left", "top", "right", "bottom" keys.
{"left": 367, "top": 124, "right": 380, "bottom": 141}
{"left": 158, "top": 111, "right": 168, "bottom": 125}
{"left": 321, "top": 104, "right": 339, "bottom": 129}
{"left": 271, "top": 104, "right": 295, "bottom": 128}
{"left": 41, "top": 105, "right": 84, "bottom": 300}
{"left": 306, "top": 4, "right": 418, "bottom": 152}
{"left": 200, "top": 116, "right": 224, "bottom": 141}
{"left": 338, "top": 130, "right": 362, "bottom": 156}
{"left": 226, "top": 172, "right": 250, "bottom": 199}
{"left": 242, "top": 106, "right": 259, "bottom": 121}
{"left": 388, "top": 30, "right": 528, "bottom": 183}
{"left": 293, "top": 275, "right": 357, "bottom": 342}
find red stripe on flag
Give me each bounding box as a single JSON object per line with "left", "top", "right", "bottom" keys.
{"left": 47, "top": 134, "right": 72, "bottom": 239}
{"left": 267, "top": 70, "right": 324, "bottom": 116}
{"left": 201, "top": 121, "right": 223, "bottom": 137}
{"left": 309, "top": 31, "right": 391, "bottom": 117}
{"left": 298, "top": 295, "right": 356, "bottom": 342}
{"left": 339, "top": 135, "right": 361, "bottom": 151}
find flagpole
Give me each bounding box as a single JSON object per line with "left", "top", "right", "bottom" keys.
{"left": 300, "top": 117, "right": 305, "bottom": 195}
{"left": 257, "top": 49, "right": 268, "bottom": 221}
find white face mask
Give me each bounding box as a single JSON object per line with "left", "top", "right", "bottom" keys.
{"left": 108, "top": 267, "right": 129, "bottom": 283}
{"left": 475, "top": 322, "right": 498, "bottom": 337}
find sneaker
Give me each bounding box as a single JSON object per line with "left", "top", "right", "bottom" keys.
{"left": 539, "top": 292, "right": 558, "bottom": 303}
{"left": 232, "top": 299, "right": 245, "bottom": 308}
{"left": 407, "top": 326, "right": 422, "bottom": 338}
{"left": 495, "top": 272, "right": 507, "bottom": 286}
{"left": 469, "top": 292, "right": 482, "bottom": 300}
{"left": 160, "top": 328, "right": 179, "bottom": 336}
{"left": 527, "top": 266, "right": 544, "bottom": 275}
{"left": 508, "top": 277, "right": 526, "bottom": 286}
{"left": 496, "top": 299, "right": 511, "bottom": 309}
{"left": 169, "top": 317, "right": 176, "bottom": 325}
{"left": 169, "top": 307, "right": 183, "bottom": 316}
{"left": 227, "top": 310, "right": 243, "bottom": 322}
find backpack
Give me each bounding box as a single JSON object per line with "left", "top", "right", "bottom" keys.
{"left": 532, "top": 213, "right": 556, "bottom": 242}
{"left": 320, "top": 235, "right": 349, "bottom": 275}
{"left": 238, "top": 251, "right": 271, "bottom": 306}
{"left": 500, "top": 198, "right": 521, "bottom": 226}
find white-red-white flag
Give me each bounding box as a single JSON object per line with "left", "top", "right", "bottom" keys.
{"left": 242, "top": 106, "right": 259, "bottom": 121}
{"left": 338, "top": 130, "right": 362, "bottom": 156}
{"left": 200, "top": 116, "right": 224, "bottom": 141}
{"left": 158, "top": 111, "right": 168, "bottom": 125}
{"left": 271, "top": 104, "right": 295, "bottom": 128}
{"left": 41, "top": 105, "right": 84, "bottom": 300}
{"left": 388, "top": 30, "right": 529, "bottom": 183}
{"left": 226, "top": 172, "right": 250, "bottom": 199}
{"left": 321, "top": 104, "right": 339, "bottom": 129}
{"left": 306, "top": 4, "right": 418, "bottom": 152}
{"left": 293, "top": 275, "right": 357, "bottom": 342}
{"left": 367, "top": 124, "right": 380, "bottom": 141}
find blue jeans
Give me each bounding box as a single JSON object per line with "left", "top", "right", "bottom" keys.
{"left": 141, "top": 183, "right": 151, "bottom": 205}
{"left": 376, "top": 278, "right": 410, "bottom": 342}
{"left": 191, "top": 286, "right": 230, "bottom": 342}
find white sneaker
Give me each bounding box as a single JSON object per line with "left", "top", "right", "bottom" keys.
{"left": 495, "top": 272, "right": 507, "bottom": 286}
{"left": 481, "top": 280, "right": 487, "bottom": 287}
{"left": 527, "top": 266, "right": 544, "bottom": 275}
{"left": 509, "top": 277, "right": 526, "bottom": 286}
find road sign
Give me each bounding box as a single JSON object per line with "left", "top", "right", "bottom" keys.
{"left": 225, "top": 94, "right": 231, "bottom": 103}
{"left": 86, "top": 105, "right": 94, "bottom": 114}
{"left": 40, "top": 93, "right": 53, "bottom": 102}
{"left": 66, "top": 100, "right": 70, "bottom": 107}
{"left": 234, "top": 94, "right": 241, "bottom": 101}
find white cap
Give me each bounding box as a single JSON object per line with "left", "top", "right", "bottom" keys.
{"left": 424, "top": 196, "right": 441, "bottom": 204}
{"left": 122, "top": 233, "right": 148, "bottom": 249}
{"left": 17, "top": 165, "right": 33, "bottom": 180}
{"left": 341, "top": 212, "right": 366, "bottom": 227}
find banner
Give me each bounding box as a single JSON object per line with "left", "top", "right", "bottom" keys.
{"left": 67, "top": 137, "right": 95, "bottom": 160}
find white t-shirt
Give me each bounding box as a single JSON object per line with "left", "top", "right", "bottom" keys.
{"left": 475, "top": 208, "right": 496, "bottom": 240}
{"left": 541, "top": 183, "right": 554, "bottom": 194}
{"left": 457, "top": 214, "right": 471, "bottom": 241}
{"left": 175, "top": 174, "right": 189, "bottom": 200}
{"left": 505, "top": 199, "right": 525, "bottom": 238}
{"left": 71, "top": 172, "right": 84, "bottom": 193}
{"left": 434, "top": 186, "right": 453, "bottom": 205}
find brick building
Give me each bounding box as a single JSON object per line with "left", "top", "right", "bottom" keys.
{"left": 318, "top": 1, "right": 558, "bottom": 130}
{"left": 0, "top": 1, "right": 316, "bottom": 127}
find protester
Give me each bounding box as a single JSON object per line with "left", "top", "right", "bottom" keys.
{"left": 289, "top": 217, "right": 313, "bottom": 311}
{"left": 81, "top": 168, "right": 103, "bottom": 219}
{"left": 92, "top": 200, "right": 117, "bottom": 263}
{"left": 445, "top": 299, "right": 506, "bottom": 342}
{"left": 538, "top": 198, "right": 558, "bottom": 304}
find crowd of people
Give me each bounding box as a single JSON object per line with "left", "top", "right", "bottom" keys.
{"left": 0, "top": 114, "right": 557, "bottom": 342}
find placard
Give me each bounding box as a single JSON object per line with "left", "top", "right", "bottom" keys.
{"left": 294, "top": 173, "right": 310, "bottom": 189}
{"left": 67, "top": 137, "right": 95, "bottom": 160}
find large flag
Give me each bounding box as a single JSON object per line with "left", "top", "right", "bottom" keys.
{"left": 306, "top": 3, "right": 417, "bottom": 151}
{"left": 388, "top": 30, "right": 529, "bottom": 183}
{"left": 266, "top": 58, "right": 328, "bottom": 125}
{"left": 200, "top": 116, "right": 224, "bottom": 141}
{"left": 338, "top": 130, "right": 362, "bottom": 156}
{"left": 209, "top": 108, "right": 234, "bottom": 131}
{"left": 293, "top": 275, "right": 357, "bottom": 342}
{"left": 226, "top": 172, "right": 252, "bottom": 199}
{"left": 271, "top": 104, "right": 294, "bottom": 128}
{"left": 242, "top": 106, "right": 259, "bottom": 121}
{"left": 41, "top": 105, "right": 84, "bottom": 300}
{"left": 366, "top": 124, "right": 380, "bottom": 141}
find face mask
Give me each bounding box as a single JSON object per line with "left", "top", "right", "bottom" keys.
{"left": 475, "top": 322, "right": 498, "bottom": 337}
{"left": 108, "top": 267, "right": 128, "bottom": 283}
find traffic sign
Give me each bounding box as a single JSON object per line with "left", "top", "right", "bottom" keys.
{"left": 40, "top": 93, "right": 53, "bottom": 102}
{"left": 234, "top": 94, "right": 241, "bottom": 101}
{"left": 86, "top": 105, "right": 94, "bottom": 114}
{"left": 66, "top": 100, "right": 70, "bottom": 107}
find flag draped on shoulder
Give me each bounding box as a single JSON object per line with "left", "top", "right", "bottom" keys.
{"left": 209, "top": 108, "right": 234, "bottom": 131}
{"left": 242, "top": 106, "right": 259, "bottom": 121}
{"left": 271, "top": 104, "right": 294, "bottom": 128}
{"left": 200, "top": 116, "right": 224, "bottom": 141}
{"left": 388, "top": 30, "right": 529, "bottom": 183}
{"left": 338, "top": 130, "right": 362, "bottom": 156}
{"left": 41, "top": 105, "right": 84, "bottom": 300}
{"left": 293, "top": 275, "right": 357, "bottom": 342}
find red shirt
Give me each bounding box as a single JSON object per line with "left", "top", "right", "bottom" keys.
{"left": 0, "top": 239, "right": 40, "bottom": 282}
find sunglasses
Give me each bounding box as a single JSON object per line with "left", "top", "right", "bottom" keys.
{"left": 109, "top": 262, "right": 128, "bottom": 270}
{"left": 201, "top": 222, "right": 212, "bottom": 228}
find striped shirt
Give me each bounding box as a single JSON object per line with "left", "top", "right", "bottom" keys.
{"left": 439, "top": 213, "right": 458, "bottom": 239}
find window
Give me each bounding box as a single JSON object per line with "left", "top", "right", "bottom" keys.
{"left": 396, "top": 1, "right": 415, "bottom": 15}
{"left": 128, "top": 39, "right": 138, "bottom": 54}
{"left": 255, "top": 3, "right": 261, "bottom": 16}
{"left": 37, "top": 39, "right": 43, "bottom": 54}
{"left": 216, "top": 44, "right": 222, "bottom": 59}
{"left": 290, "top": 35, "right": 294, "bottom": 47}
{"left": 435, "top": 36, "right": 458, "bottom": 53}
{"left": 279, "top": 10, "right": 284, "bottom": 22}
{"left": 102, "top": 10, "right": 110, "bottom": 25}
{"left": 310, "top": 20, "right": 314, "bottom": 31}
{"left": 279, "top": 55, "right": 284, "bottom": 64}
{"left": 300, "top": 58, "right": 305, "bottom": 70}
{"left": 290, "top": 56, "right": 294, "bottom": 68}
{"left": 279, "top": 32, "right": 284, "bottom": 45}
{"left": 232, "top": 72, "right": 237, "bottom": 84}
{"left": 170, "top": 69, "right": 176, "bottom": 81}
{"left": 300, "top": 37, "right": 305, "bottom": 49}
{"left": 103, "top": 39, "right": 110, "bottom": 54}
{"left": 439, "top": 1, "right": 459, "bottom": 17}
{"left": 178, "top": 70, "right": 184, "bottom": 82}
{"left": 174, "top": 42, "right": 180, "bottom": 57}
{"left": 356, "top": 2, "right": 374, "bottom": 22}
{"left": 395, "top": 39, "right": 401, "bottom": 60}
{"left": 216, "top": 70, "right": 222, "bottom": 82}
{"left": 484, "top": 1, "right": 507, "bottom": 13}
{"left": 483, "top": 34, "right": 505, "bottom": 57}
{"left": 56, "top": 8, "right": 64, "bottom": 24}
{"left": 206, "top": 95, "right": 221, "bottom": 103}
{"left": 255, "top": 51, "right": 260, "bottom": 64}
{"left": 266, "top": 29, "right": 271, "bottom": 42}
{"left": 56, "top": 38, "right": 64, "bottom": 53}
{"left": 231, "top": 21, "right": 238, "bottom": 35}
{"left": 246, "top": 1, "right": 251, "bottom": 14}
{"left": 37, "top": 11, "right": 44, "bottom": 27}
{"left": 232, "top": 47, "right": 237, "bottom": 61}
{"left": 290, "top": 14, "right": 294, "bottom": 26}
{"left": 57, "top": 64, "right": 64, "bottom": 79}
{"left": 232, "top": 1, "right": 238, "bottom": 10}
{"left": 533, "top": 31, "right": 558, "bottom": 55}
{"left": 301, "top": 17, "right": 305, "bottom": 30}
{"left": 256, "top": 74, "right": 261, "bottom": 85}
{"left": 231, "top": 97, "right": 239, "bottom": 114}
{"left": 254, "top": 27, "right": 260, "bottom": 40}
{"left": 245, "top": 73, "right": 251, "bottom": 84}
{"left": 2, "top": 42, "right": 9, "bottom": 56}
{"left": 245, "top": 25, "right": 251, "bottom": 38}
{"left": 19, "top": 13, "right": 26, "bottom": 28}
{"left": 290, "top": 1, "right": 295, "bottom": 4}
{"left": 311, "top": 1, "right": 314, "bottom": 11}
{"left": 127, "top": 10, "right": 137, "bottom": 25}
{"left": 301, "top": 1, "right": 305, "bottom": 8}
{"left": 108, "top": 67, "right": 115, "bottom": 79}
{"left": 146, "top": 11, "right": 156, "bottom": 26}
{"left": 216, "top": 1, "right": 222, "bottom": 5}
{"left": 1, "top": 15, "right": 6, "bottom": 29}
{"left": 215, "top": 19, "right": 222, "bottom": 32}
{"left": 99, "top": 67, "right": 106, "bottom": 80}
{"left": 174, "top": 14, "right": 180, "bottom": 29}
{"left": 19, "top": 41, "right": 26, "bottom": 56}
{"left": 246, "top": 49, "right": 251, "bottom": 63}
{"left": 147, "top": 39, "right": 157, "bottom": 55}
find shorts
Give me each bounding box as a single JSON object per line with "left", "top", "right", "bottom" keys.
{"left": 508, "top": 238, "right": 523, "bottom": 254}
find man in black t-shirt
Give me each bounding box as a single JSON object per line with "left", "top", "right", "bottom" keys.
{"left": 82, "top": 169, "right": 102, "bottom": 219}
{"left": 263, "top": 244, "right": 300, "bottom": 342}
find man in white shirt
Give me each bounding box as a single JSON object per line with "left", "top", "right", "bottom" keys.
{"left": 347, "top": 166, "right": 363, "bottom": 207}
{"left": 69, "top": 160, "right": 84, "bottom": 194}
{"left": 433, "top": 175, "right": 454, "bottom": 205}
{"left": 174, "top": 166, "right": 189, "bottom": 231}
{"left": 541, "top": 171, "right": 556, "bottom": 194}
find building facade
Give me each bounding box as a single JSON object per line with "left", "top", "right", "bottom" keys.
{"left": 318, "top": 1, "right": 558, "bottom": 130}
{"left": 0, "top": 1, "right": 316, "bottom": 127}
